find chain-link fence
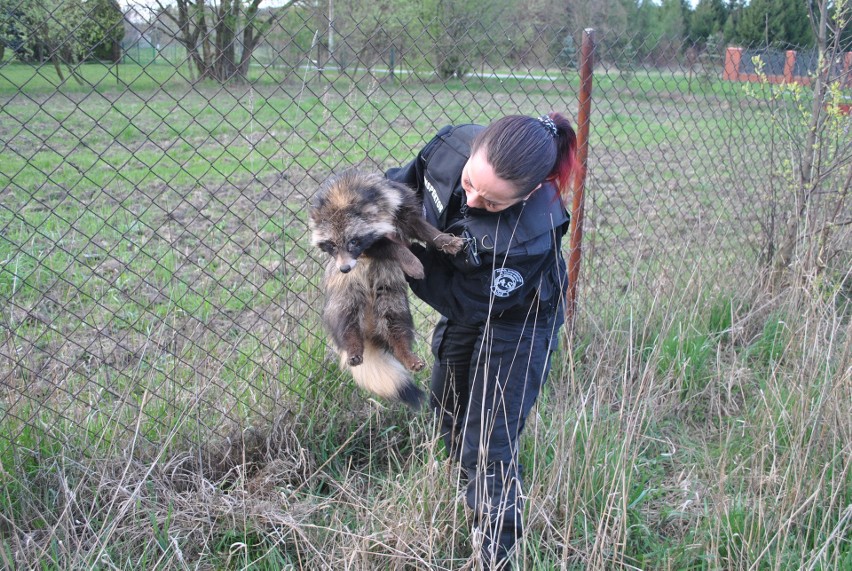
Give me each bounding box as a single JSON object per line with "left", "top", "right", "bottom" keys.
{"left": 1, "top": 2, "right": 850, "bottom": 564}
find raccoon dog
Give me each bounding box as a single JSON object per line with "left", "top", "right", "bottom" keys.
{"left": 309, "top": 169, "right": 463, "bottom": 407}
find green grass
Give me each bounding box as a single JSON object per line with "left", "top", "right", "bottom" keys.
{"left": 0, "top": 60, "right": 196, "bottom": 95}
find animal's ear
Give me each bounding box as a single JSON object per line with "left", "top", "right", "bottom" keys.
{"left": 310, "top": 191, "right": 326, "bottom": 211}
{"left": 306, "top": 207, "right": 319, "bottom": 229}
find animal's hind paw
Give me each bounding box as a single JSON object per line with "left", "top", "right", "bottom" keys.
{"left": 407, "top": 357, "right": 426, "bottom": 372}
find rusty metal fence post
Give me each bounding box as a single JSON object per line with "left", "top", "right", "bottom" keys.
{"left": 566, "top": 28, "right": 595, "bottom": 331}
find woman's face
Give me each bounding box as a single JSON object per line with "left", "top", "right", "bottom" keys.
{"left": 461, "top": 151, "right": 537, "bottom": 212}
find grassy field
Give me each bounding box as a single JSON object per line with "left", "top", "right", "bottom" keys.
{"left": 1, "top": 58, "right": 850, "bottom": 569}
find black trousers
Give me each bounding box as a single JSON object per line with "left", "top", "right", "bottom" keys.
{"left": 429, "top": 311, "right": 562, "bottom": 568}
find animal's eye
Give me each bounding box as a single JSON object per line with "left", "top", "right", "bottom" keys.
{"left": 348, "top": 238, "right": 359, "bottom": 249}
{"left": 319, "top": 242, "right": 336, "bottom": 255}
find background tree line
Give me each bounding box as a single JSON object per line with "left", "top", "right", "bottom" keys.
{"left": 1, "top": 0, "right": 851, "bottom": 81}
{"left": 0, "top": 0, "right": 123, "bottom": 65}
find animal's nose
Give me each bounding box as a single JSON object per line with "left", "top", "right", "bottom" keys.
{"left": 337, "top": 257, "right": 356, "bottom": 273}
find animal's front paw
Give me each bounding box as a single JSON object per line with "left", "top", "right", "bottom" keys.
{"left": 407, "top": 357, "right": 426, "bottom": 372}
{"left": 348, "top": 354, "right": 363, "bottom": 366}
{"left": 436, "top": 234, "right": 465, "bottom": 255}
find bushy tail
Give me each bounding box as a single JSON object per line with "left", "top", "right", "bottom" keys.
{"left": 341, "top": 342, "right": 423, "bottom": 408}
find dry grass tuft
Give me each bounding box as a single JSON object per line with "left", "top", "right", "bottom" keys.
{"left": 2, "top": 269, "right": 850, "bottom": 570}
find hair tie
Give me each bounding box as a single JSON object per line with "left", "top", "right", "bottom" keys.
{"left": 538, "top": 115, "right": 557, "bottom": 138}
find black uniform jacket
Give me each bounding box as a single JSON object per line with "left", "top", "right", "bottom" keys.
{"left": 386, "top": 124, "right": 570, "bottom": 325}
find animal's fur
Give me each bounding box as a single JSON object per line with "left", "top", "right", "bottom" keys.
{"left": 309, "top": 169, "right": 463, "bottom": 407}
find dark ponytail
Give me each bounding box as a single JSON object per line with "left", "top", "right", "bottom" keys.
{"left": 470, "top": 112, "right": 577, "bottom": 203}
{"left": 546, "top": 112, "right": 578, "bottom": 202}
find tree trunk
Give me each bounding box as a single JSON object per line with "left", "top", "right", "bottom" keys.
{"left": 173, "top": 0, "right": 207, "bottom": 80}
{"left": 160, "top": 0, "right": 283, "bottom": 84}
{"left": 237, "top": 27, "right": 255, "bottom": 79}
{"left": 198, "top": 1, "right": 213, "bottom": 79}
{"left": 51, "top": 54, "right": 65, "bottom": 82}
{"left": 237, "top": 0, "right": 271, "bottom": 80}
{"left": 212, "top": 0, "right": 239, "bottom": 82}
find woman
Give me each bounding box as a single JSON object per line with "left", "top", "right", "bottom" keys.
{"left": 386, "top": 113, "right": 577, "bottom": 569}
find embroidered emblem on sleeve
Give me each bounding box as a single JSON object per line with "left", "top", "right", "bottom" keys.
{"left": 491, "top": 268, "right": 524, "bottom": 298}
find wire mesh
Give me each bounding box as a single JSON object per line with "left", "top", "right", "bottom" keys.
{"left": 1, "top": 0, "right": 850, "bottom": 505}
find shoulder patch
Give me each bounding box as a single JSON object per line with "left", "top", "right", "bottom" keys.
{"left": 491, "top": 268, "right": 524, "bottom": 298}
